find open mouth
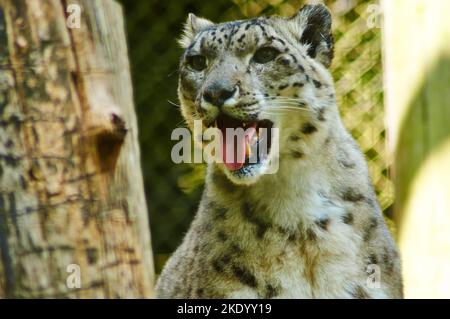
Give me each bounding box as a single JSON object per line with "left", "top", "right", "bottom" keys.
{"left": 212, "top": 113, "right": 273, "bottom": 172}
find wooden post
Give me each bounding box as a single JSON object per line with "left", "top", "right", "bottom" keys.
{"left": 0, "top": 0, "right": 155, "bottom": 298}
{"left": 383, "top": 0, "right": 450, "bottom": 298}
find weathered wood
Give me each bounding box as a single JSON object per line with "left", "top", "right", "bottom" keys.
{"left": 383, "top": 0, "right": 450, "bottom": 298}
{"left": 0, "top": 0, "right": 154, "bottom": 298}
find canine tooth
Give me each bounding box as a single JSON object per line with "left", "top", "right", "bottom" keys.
{"left": 246, "top": 140, "right": 251, "bottom": 157}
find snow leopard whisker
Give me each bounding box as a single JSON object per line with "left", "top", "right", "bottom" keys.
{"left": 263, "top": 103, "right": 311, "bottom": 111}
{"left": 263, "top": 98, "right": 309, "bottom": 106}
{"left": 167, "top": 100, "right": 182, "bottom": 108}
{"left": 256, "top": 95, "right": 307, "bottom": 102}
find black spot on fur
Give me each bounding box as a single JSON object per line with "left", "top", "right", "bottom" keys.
{"left": 298, "top": 65, "right": 305, "bottom": 72}
{"left": 237, "top": 34, "right": 246, "bottom": 43}
{"left": 271, "top": 37, "right": 286, "bottom": 45}
{"left": 291, "top": 151, "right": 304, "bottom": 159}
{"left": 288, "top": 232, "right": 298, "bottom": 242}
{"left": 342, "top": 189, "right": 366, "bottom": 202}
{"left": 242, "top": 202, "right": 271, "bottom": 239}
{"left": 279, "top": 58, "right": 290, "bottom": 66}
{"left": 368, "top": 253, "right": 378, "bottom": 265}
{"left": 212, "top": 255, "right": 231, "bottom": 272}
{"left": 301, "top": 123, "right": 318, "bottom": 135}
{"left": 231, "top": 264, "right": 257, "bottom": 288}
{"left": 352, "top": 285, "right": 369, "bottom": 299}
{"left": 230, "top": 243, "right": 243, "bottom": 255}
{"left": 317, "top": 107, "right": 326, "bottom": 121}
{"left": 207, "top": 201, "right": 228, "bottom": 220}
{"left": 196, "top": 288, "right": 205, "bottom": 297}
{"left": 313, "top": 80, "right": 322, "bottom": 88}
{"left": 316, "top": 218, "right": 330, "bottom": 230}
{"left": 293, "top": 82, "right": 304, "bottom": 87}
{"left": 364, "top": 217, "right": 378, "bottom": 242}
{"left": 275, "top": 225, "right": 288, "bottom": 235}
{"left": 306, "top": 228, "right": 317, "bottom": 241}
{"left": 86, "top": 248, "right": 98, "bottom": 264}
{"left": 230, "top": 242, "right": 243, "bottom": 254}
{"left": 265, "top": 283, "right": 280, "bottom": 298}
{"left": 217, "top": 231, "right": 228, "bottom": 242}
{"left": 276, "top": 226, "right": 300, "bottom": 243}
{"left": 289, "top": 54, "right": 297, "bottom": 63}
{"left": 290, "top": 134, "right": 301, "bottom": 142}
{"left": 342, "top": 212, "right": 354, "bottom": 225}
{"left": 278, "top": 84, "right": 289, "bottom": 90}
{"left": 215, "top": 207, "right": 227, "bottom": 220}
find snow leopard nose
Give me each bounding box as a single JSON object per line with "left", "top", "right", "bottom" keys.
{"left": 203, "top": 84, "right": 237, "bottom": 107}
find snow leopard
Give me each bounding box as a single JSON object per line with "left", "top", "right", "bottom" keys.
{"left": 156, "top": 4, "right": 403, "bottom": 299}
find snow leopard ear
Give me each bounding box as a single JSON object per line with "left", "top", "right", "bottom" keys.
{"left": 291, "top": 4, "right": 334, "bottom": 68}
{"left": 179, "top": 13, "right": 214, "bottom": 48}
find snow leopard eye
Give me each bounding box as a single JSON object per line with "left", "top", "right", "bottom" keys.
{"left": 187, "top": 55, "right": 207, "bottom": 71}
{"left": 253, "top": 47, "right": 280, "bottom": 64}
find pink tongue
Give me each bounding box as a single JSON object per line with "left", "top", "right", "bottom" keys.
{"left": 222, "top": 125, "right": 256, "bottom": 171}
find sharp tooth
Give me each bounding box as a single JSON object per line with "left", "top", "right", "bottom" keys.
{"left": 246, "top": 140, "right": 251, "bottom": 158}
{"left": 243, "top": 122, "right": 246, "bottom": 128}
{"left": 214, "top": 120, "right": 217, "bottom": 128}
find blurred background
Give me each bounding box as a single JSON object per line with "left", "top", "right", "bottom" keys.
{"left": 118, "top": 0, "right": 450, "bottom": 298}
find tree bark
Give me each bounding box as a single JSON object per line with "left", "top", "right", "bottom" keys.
{"left": 383, "top": 0, "right": 450, "bottom": 298}
{"left": 0, "top": 0, "right": 155, "bottom": 298}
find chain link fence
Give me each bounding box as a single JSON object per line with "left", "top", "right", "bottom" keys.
{"left": 119, "top": 0, "right": 393, "bottom": 273}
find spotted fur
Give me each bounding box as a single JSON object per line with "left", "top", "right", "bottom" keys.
{"left": 156, "top": 4, "right": 403, "bottom": 299}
